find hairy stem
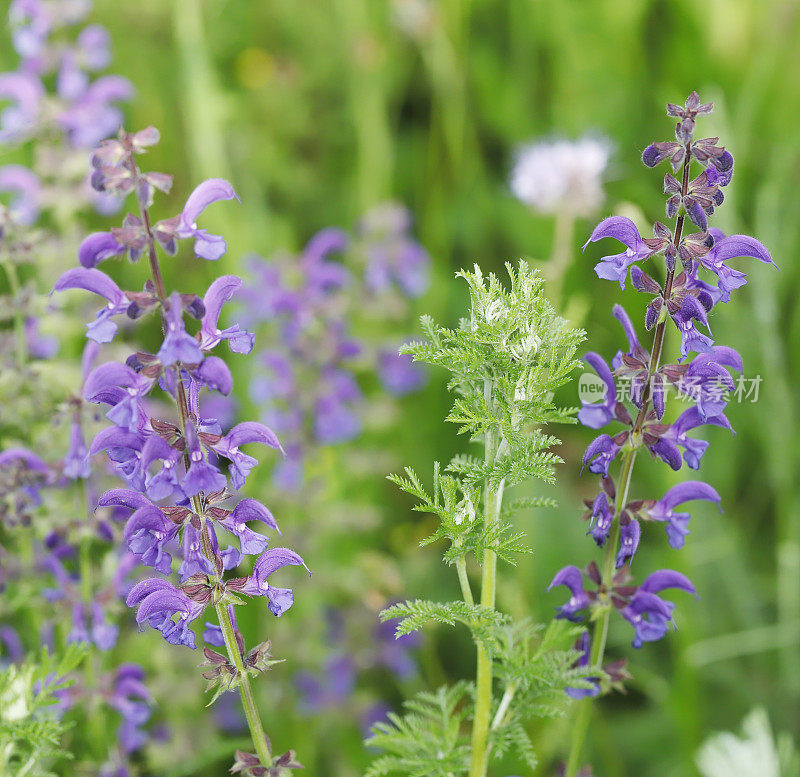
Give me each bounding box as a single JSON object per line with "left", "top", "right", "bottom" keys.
{"left": 490, "top": 680, "right": 517, "bottom": 732}
{"left": 564, "top": 144, "right": 691, "bottom": 777}
{"left": 132, "top": 155, "right": 272, "bottom": 767}
{"left": 456, "top": 555, "right": 475, "bottom": 606}
{"left": 469, "top": 379, "right": 504, "bottom": 777}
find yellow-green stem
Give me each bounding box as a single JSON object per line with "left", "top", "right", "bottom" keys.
{"left": 215, "top": 599, "right": 272, "bottom": 766}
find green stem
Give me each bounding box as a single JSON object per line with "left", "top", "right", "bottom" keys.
{"left": 215, "top": 601, "right": 272, "bottom": 766}
{"left": 469, "top": 380, "right": 504, "bottom": 777}
{"left": 489, "top": 680, "right": 517, "bottom": 732}
{"left": 456, "top": 556, "right": 474, "bottom": 606}
{"left": 130, "top": 152, "right": 273, "bottom": 768}
{"left": 563, "top": 141, "right": 693, "bottom": 777}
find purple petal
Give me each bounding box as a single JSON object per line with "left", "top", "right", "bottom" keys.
{"left": 180, "top": 178, "right": 238, "bottom": 229}
{"left": 54, "top": 267, "right": 125, "bottom": 305}
{"left": 195, "top": 356, "right": 232, "bottom": 395}
{"left": 126, "top": 578, "right": 176, "bottom": 608}
{"left": 232, "top": 498, "right": 279, "bottom": 532}
{"left": 253, "top": 547, "right": 306, "bottom": 580}
{"left": 0, "top": 447, "right": 49, "bottom": 472}
{"left": 655, "top": 481, "right": 722, "bottom": 512}
{"left": 201, "top": 275, "right": 241, "bottom": 338}
{"left": 547, "top": 565, "right": 584, "bottom": 596}
{"left": 97, "top": 488, "right": 153, "bottom": 512}
{"left": 78, "top": 231, "right": 125, "bottom": 268}
{"left": 612, "top": 304, "right": 640, "bottom": 353}
{"left": 639, "top": 569, "right": 697, "bottom": 597}
{"left": 583, "top": 216, "right": 645, "bottom": 252}
{"left": 222, "top": 422, "right": 281, "bottom": 451}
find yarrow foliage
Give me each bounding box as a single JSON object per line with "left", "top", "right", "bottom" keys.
{"left": 53, "top": 126, "right": 306, "bottom": 774}
{"left": 555, "top": 92, "right": 775, "bottom": 777}
{"left": 367, "top": 263, "right": 592, "bottom": 777}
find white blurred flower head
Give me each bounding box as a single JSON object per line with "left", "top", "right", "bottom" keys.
{"left": 510, "top": 135, "right": 611, "bottom": 217}
{"left": 696, "top": 708, "right": 788, "bottom": 777}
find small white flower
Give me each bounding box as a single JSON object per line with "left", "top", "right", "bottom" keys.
{"left": 696, "top": 708, "right": 785, "bottom": 777}
{"left": 510, "top": 135, "right": 611, "bottom": 217}
{"left": 1, "top": 670, "right": 30, "bottom": 723}
{"left": 453, "top": 496, "right": 476, "bottom": 526}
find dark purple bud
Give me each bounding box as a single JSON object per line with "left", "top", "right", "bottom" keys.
{"left": 666, "top": 195, "right": 680, "bottom": 219}
{"left": 645, "top": 299, "right": 661, "bottom": 330}
{"left": 126, "top": 353, "right": 144, "bottom": 372}
{"left": 642, "top": 144, "right": 661, "bottom": 167}
{"left": 687, "top": 201, "right": 708, "bottom": 231}
{"left": 630, "top": 267, "right": 661, "bottom": 295}
{"left": 713, "top": 150, "right": 733, "bottom": 172}
{"left": 184, "top": 295, "right": 206, "bottom": 320}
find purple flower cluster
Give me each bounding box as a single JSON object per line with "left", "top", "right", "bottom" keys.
{"left": 293, "top": 606, "right": 419, "bottom": 719}
{"left": 240, "top": 203, "right": 429, "bottom": 491}
{"left": 55, "top": 662, "right": 155, "bottom": 758}
{"left": 54, "top": 127, "right": 307, "bottom": 654}
{"left": 549, "top": 93, "right": 774, "bottom": 666}
{"left": 1, "top": 0, "right": 131, "bottom": 148}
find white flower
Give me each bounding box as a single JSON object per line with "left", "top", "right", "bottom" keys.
{"left": 696, "top": 708, "right": 786, "bottom": 777}
{"left": 510, "top": 135, "right": 611, "bottom": 217}
{"left": 453, "top": 496, "right": 476, "bottom": 526}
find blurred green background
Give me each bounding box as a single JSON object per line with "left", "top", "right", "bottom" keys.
{"left": 4, "top": 0, "right": 800, "bottom": 774}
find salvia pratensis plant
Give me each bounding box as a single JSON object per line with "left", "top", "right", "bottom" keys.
{"left": 366, "top": 263, "right": 591, "bottom": 777}
{"left": 554, "top": 92, "right": 775, "bottom": 776}
{"left": 53, "top": 127, "right": 307, "bottom": 775}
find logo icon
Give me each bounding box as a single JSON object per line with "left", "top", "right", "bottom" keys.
{"left": 578, "top": 372, "right": 607, "bottom": 404}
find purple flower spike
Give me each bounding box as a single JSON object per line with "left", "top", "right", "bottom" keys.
{"left": 210, "top": 422, "right": 282, "bottom": 490}
{"left": 578, "top": 352, "right": 617, "bottom": 429}
{"left": 199, "top": 275, "right": 254, "bottom": 354}
{"left": 127, "top": 579, "right": 205, "bottom": 649}
{"left": 177, "top": 178, "right": 239, "bottom": 261}
{"left": 647, "top": 481, "right": 721, "bottom": 549}
{"left": 78, "top": 231, "right": 125, "bottom": 267}
{"left": 584, "top": 216, "right": 654, "bottom": 289}
{"left": 54, "top": 267, "right": 129, "bottom": 342}
{"left": 547, "top": 565, "right": 591, "bottom": 622}
{"left": 238, "top": 547, "right": 307, "bottom": 616}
